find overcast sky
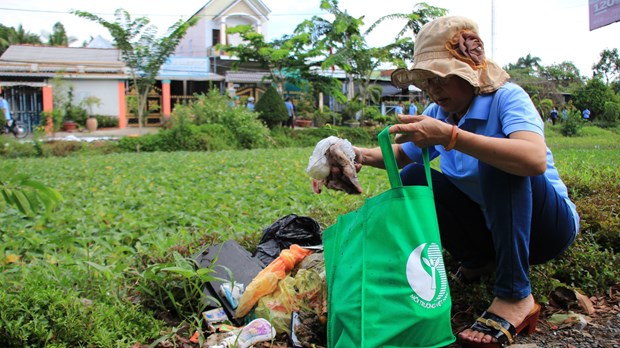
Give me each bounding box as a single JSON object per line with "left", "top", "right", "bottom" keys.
{"left": 1, "top": 0, "right": 618, "bottom": 76}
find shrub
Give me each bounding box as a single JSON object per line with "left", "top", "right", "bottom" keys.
{"left": 0, "top": 138, "right": 38, "bottom": 158}
{"left": 117, "top": 133, "right": 164, "bottom": 152}
{"left": 269, "top": 125, "right": 380, "bottom": 148}
{"left": 341, "top": 100, "right": 363, "bottom": 123}
{"left": 560, "top": 110, "right": 583, "bottom": 137}
{"left": 594, "top": 101, "right": 620, "bottom": 128}
{"left": 45, "top": 141, "right": 85, "bottom": 157}
{"left": 96, "top": 115, "right": 119, "bottom": 128}
{"left": 197, "top": 124, "right": 239, "bottom": 151}
{"left": 313, "top": 110, "right": 340, "bottom": 127}
{"left": 255, "top": 86, "right": 288, "bottom": 128}
{"left": 169, "top": 90, "right": 270, "bottom": 149}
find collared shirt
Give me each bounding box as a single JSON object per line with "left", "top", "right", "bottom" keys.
{"left": 286, "top": 101, "right": 296, "bottom": 117}
{"left": 401, "top": 82, "right": 579, "bottom": 231}
{"left": 0, "top": 98, "right": 10, "bottom": 120}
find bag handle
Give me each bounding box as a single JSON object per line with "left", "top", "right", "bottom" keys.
{"left": 378, "top": 126, "right": 432, "bottom": 190}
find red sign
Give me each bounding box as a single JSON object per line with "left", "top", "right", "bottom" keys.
{"left": 589, "top": 0, "right": 620, "bottom": 30}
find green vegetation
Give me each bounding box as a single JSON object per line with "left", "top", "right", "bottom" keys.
{"left": 255, "top": 86, "right": 289, "bottom": 128}
{"left": 0, "top": 124, "right": 618, "bottom": 345}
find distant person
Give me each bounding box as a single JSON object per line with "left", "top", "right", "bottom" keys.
{"left": 285, "top": 97, "right": 296, "bottom": 129}
{"left": 247, "top": 97, "right": 255, "bottom": 112}
{"left": 549, "top": 107, "right": 558, "bottom": 125}
{"left": 0, "top": 91, "right": 13, "bottom": 129}
{"left": 582, "top": 108, "right": 590, "bottom": 121}
{"left": 394, "top": 101, "right": 404, "bottom": 115}
{"left": 561, "top": 108, "right": 568, "bottom": 122}
{"left": 408, "top": 101, "right": 418, "bottom": 115}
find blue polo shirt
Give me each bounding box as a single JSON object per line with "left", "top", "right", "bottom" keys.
{"left": 402, "top": 82, "right": 579, "bottom": 231}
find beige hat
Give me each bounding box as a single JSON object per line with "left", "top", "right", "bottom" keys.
{"left": 391, "top": 16, "right": 509, "bottom": 94}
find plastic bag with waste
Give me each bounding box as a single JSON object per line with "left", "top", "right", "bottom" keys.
{"left": 306, "top": 136, "right": 362, "bottom": 194}
{"left": 235, "top": 244, "right": 313, "bottom": 318}
{"left": 254, "top": 214, "right": 322, "bottom": 266}
{"left": 254, "top": 268, "right": 325, "bottom": 335}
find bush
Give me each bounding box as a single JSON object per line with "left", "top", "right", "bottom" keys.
{"left": 96, "top": 115, "right": 119, "bottom": 128}
{"left": 197, "top": 124, "right": 239, "bottom": 151}
{"left": 594, "top": 101, "right": 620, "bottom": 128}
{"left": 560, "top": 110, "right": 583, "bottom": 137}
{"left": 117, "top": 133, "right": 164, "bottom": 152}
{"left": 172, "top": 90, "right": 270, "bottom": 149}
{"left": 313, "top": 110, "right": 341, "bottom": 127}
{"left": 255, "top": 86, "right": 288, "bottom": 128}
{"left": 269, "top": 125, "right": 380, "bottom": 148}
{"left": 0, "top": 138, "right": 38, "bottom": 158}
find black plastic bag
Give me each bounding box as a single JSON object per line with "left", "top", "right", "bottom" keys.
{"left": 254, "top": 214, "right": 322, "bottom": 266}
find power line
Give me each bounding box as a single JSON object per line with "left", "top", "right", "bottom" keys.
{"left": 0, "top": 6, "right": 325, "bottom": 18}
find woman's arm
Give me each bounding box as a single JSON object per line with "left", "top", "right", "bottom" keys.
{"left": 354, "top": 144, "right": 413, "bottom": 170}
{"left": 452, "top": 128, "right": 547, "bottom": 176}
{"left": 390, "top": 116, "right": 547, "bottom": 176}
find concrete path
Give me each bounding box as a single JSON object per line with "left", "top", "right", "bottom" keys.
{"left": 42, "top": 127, "right": 160, "bottom": 141}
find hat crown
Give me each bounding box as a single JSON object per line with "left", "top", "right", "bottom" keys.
{"left": 390, "top": 15, "right": 509, "bottom": 94}
{"left": 414, "top": 16, "right": 479, "bottom": 59}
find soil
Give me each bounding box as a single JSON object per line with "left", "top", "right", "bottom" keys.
{"left": 448, "top": 283, "right": 620, "bottom": 348}
{"left": 157, "top": 283, "right": 620, "bottom": 348}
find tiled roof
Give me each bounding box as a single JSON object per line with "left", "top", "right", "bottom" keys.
{"left": 1, "top": 45, "right": 123, "bottom": 66}
{"left": 0, "top": 45, "right": 126, "bottom": 78}
{"left": 225, "top": 71, "right": 271, "bottom": 83}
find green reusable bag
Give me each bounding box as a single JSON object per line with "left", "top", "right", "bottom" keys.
{"left": 323, "top": 127, "right": 455, "bottom": 348}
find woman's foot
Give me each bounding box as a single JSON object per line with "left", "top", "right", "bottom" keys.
{"left": 459, "top": 294, "right": 536, "bottom": 344}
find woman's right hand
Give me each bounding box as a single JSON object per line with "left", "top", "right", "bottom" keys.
{"left": 352, "top": 146, "right": 363, "bottom": 172}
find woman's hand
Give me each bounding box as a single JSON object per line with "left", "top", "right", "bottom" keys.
{"left": 389, "top": 115, "right": 454, "bottom": 148}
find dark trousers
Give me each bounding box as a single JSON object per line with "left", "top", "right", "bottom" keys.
{"left": 400, "top": 162, "right": 577, "bottom": 299}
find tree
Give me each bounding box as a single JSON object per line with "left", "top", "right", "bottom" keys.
{"left": 507, "top": 54, "right": 542, "bottom": 76}
{"left": 0, "top": 24, "right": 42, "bottom": 55}
{"left": 571, "top": 77, "right": 616, "bottom": 121}
{"left": 593, "top": 48, "right": 620, "bottom": 85}
{"left": 46, "top": 22, "right": 77, "bottom": 47}
{"left": 73, "top": 9, "right": 197, "bottom": 129}
{"left": 254, "top": 86, "right": 289, "bottom": 128}
{"left": 219, "top": 25, "right": 313, "bottom": 94}
{"left": 365, "top": 2, "right": 447, "bottom": 65}
{"left": 540, "top": 62, "right": 581, "bottom": 89}
{"left": 366, "top": 2, "right": 447, "bottom": 40}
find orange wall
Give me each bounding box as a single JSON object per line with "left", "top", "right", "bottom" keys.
{"left": 162, "top": 80, "right": 171, "bottom": 118}
{"left": 117, "top": 82, "right": 126, "bottom": 128}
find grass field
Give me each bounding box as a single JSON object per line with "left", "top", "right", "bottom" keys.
{"left": 0, "top": 125, "right": 618, "bottom": 346}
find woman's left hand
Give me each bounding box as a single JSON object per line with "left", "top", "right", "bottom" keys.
{"left": 389, "top": 115, "right": 454, "bottom": 148}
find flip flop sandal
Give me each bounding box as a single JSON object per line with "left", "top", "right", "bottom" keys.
{"left": 459, "top": 303, "right": 541, "bottom": 347}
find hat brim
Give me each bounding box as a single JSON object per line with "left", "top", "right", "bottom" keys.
{"left": 391, "top": 57, "right": 509, "bottom": 94}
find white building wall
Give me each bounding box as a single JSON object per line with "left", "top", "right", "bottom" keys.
{"left": 61, "top": 79, "right": 120, "bottom": 117}
{"left": 178, "top": 19, "right": 208, "bottom": 57}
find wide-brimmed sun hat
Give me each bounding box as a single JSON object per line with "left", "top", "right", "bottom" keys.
{"left": 391, "top": 16, "right": 509, "bottom": 94}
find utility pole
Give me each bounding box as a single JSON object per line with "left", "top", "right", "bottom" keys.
{"left": 491, "top": 0, "right": 496, "bottom": 60}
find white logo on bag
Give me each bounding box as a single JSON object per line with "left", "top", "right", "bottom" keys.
{"left": 406, "top": 243, "right": 449, "bottom": 307}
